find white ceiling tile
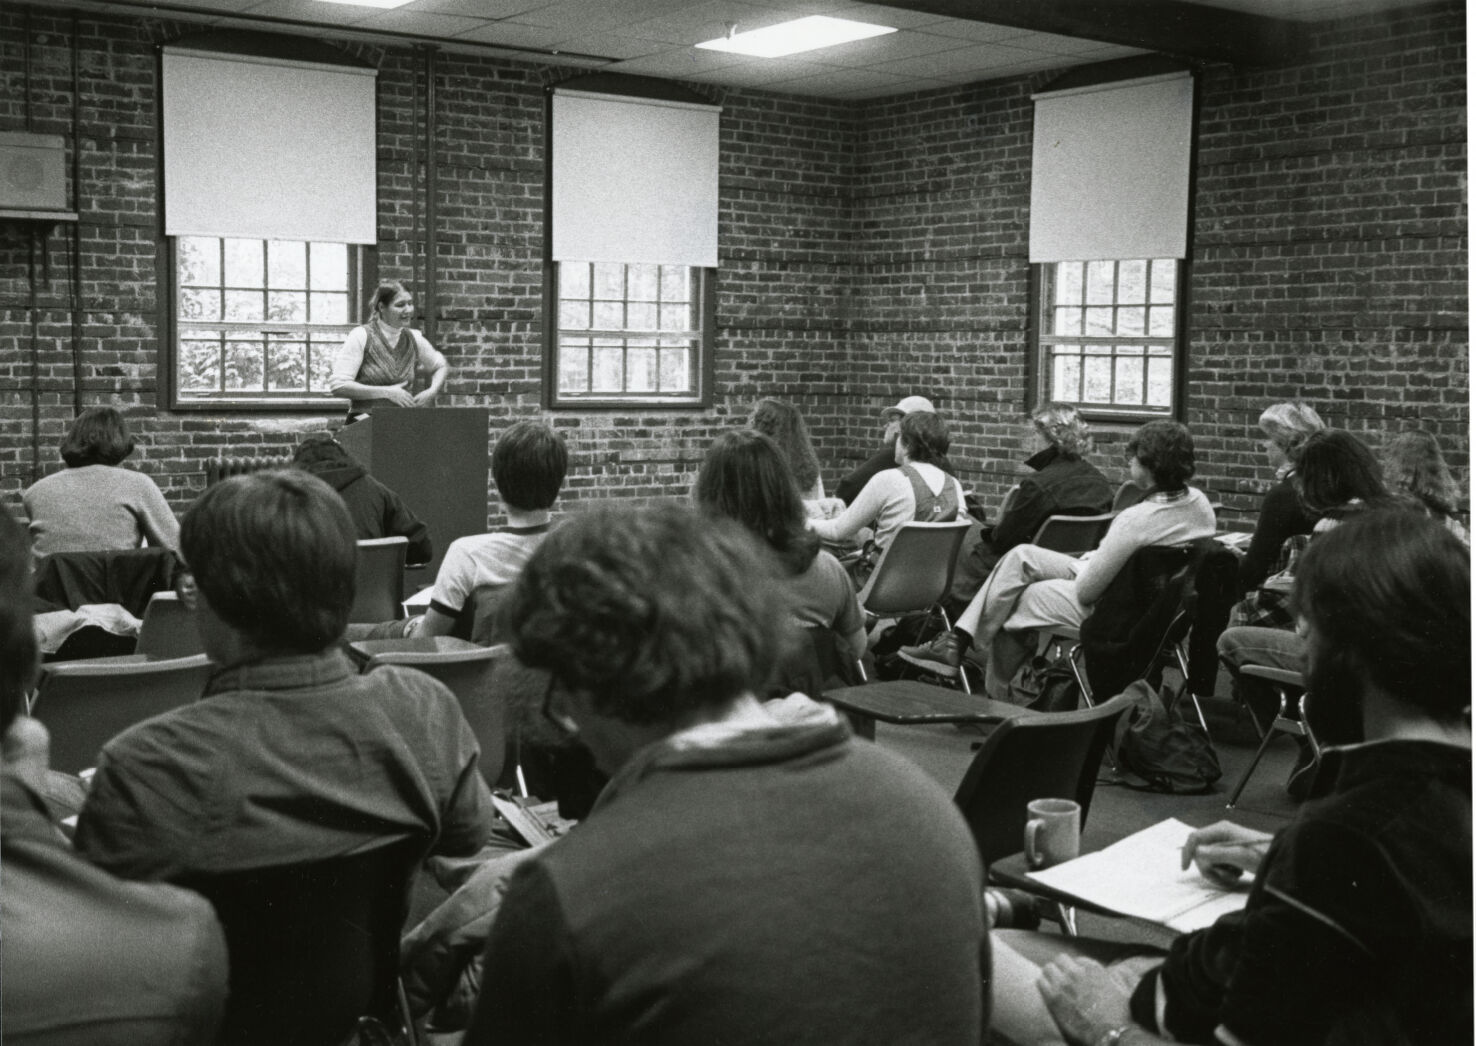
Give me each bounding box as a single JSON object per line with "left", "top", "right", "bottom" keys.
{"left": 682, "top": 53, "right": 834, "bottom": 85}
{"left": 452, "top": 20, "right": 572, "bottom": 47}
{"left": 355, "top": 8, "right": 493, "bottom": 36}
{"left": 924, "top": 18, "right": 1036, "bottom": 44}
{"left": 618, "top": 1, "right": 788, "bottom": 45}
{"left": 865, "top": 40, "right": 1047, "bottom": 79}
{"left": 409, "top": 0, "right": 552, "bottom": 16}
{"left": 803, "top": 27, "right": 979, "bottom": 67}
{"left": 602, "top": 46, "right": 747, "bottom": 76}
{"left": 542, "top": 34, "right": 667, "bottom": 59}
{"left": 241, "top": 0, "right": 382, "bottom": 26}
{"left": 763, "top": 64, "right": 914, "bottom": 92}
{"left": 823, "top": 2, "right": 952, "bottom": 30}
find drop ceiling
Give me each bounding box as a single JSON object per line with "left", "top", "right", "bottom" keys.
{"left": 17, "top": 0, "right": 1443, "bottom": 100}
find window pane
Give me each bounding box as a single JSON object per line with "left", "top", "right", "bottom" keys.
{"left": 659, "top": 266, "right": 691, "bottom": 301}
{"left": 223, "top": 239, "right": 264, "bottom": 288}
{"left": 593, "top": 263, "right": 624, "bottom": 300}
{"left": 1084, "top": 308, "right": 1113, "bottom": 336}
{"left": 628, "top": 264, "right": 659, "bottom": 302}
{"left": 1055, "top": 262, "right": 1083, "bottom": 305}
{"left": 308, "top": 336, "right": 336, "bottom": 392}
{"left": 559, "top": 340, "right": 591, "bottom": 394}
{"left": 1118, "top": 307, "right": 1145, "bottom": 336}
{"left": 179, "top": 237, "right": 219, "bottom": 287}
{"left": 180, "top": 335, "right": 222, "bottom": 391}
{"left": 267, "top": 336, "right": 307, "bottom": 391}
{"left": 660, "top": 304, "right": 694, "bottom": 331}
{"left": 1149, "top": 260, "right": 1176, "bottom": 303}
{"left": 1148, "top": 305, "right": 1175, "bottom": 337}
{"left": 560, "top": 302, "right": 591, "bottom": 330}
{"left": 225, "top": 290, "right": 265, "bottom": 322}
{"left": 268, "top": 240, "right": 307, "bottom": 289}
{"left": 591, "top": 343, "right": 624, "bottom": 392}
{"left": 1085, "top": 261, "right": 1114, "bottom": 305}
{"left": 1052, "top": 353, "right": 1081, "bottom": 401}
{"left": 310, "top": 243, "right": 348, "bottom": 291}
{"left": 1083, "top": 355, "right": 1112, "bottom": 402}
{"left": 627, "top": 303, "right": 658, "bottom": 330}
{"left": 268, "top": 291, "right": 307, "bottom": 323}
{"left": 1147, "top": 357, "right": 1173, "bottom": 406}
{"left": 311, "top": 292, "right": 348, "bottom": 324}
{"left": 658, "top": 345, "right": 691, "bottom": 391}
{"left": 626, "top": 344, "right": 657, "bottom": 392}
{"left": 1053, "top": 307, "right": 1081, "bottom": 336}
{"left": 1114, "top": 356, "right": 1144, "bottom": 405}
{"left": 1117, "top": 260, "right": 1147, "bottom": 303}
{"left": 593, "top": 302, "right": 624, "bottom": 329}
{"left": 561, "top": 262, "right": 590, "bottom": 300}
{"left": 180, "top": 288, "right": 221, "bottom": 321}
{"left": 223, "top": 339, "right": 265, "bottom": 391}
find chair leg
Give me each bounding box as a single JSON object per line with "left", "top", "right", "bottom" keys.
{"left": 1067, "top": 644, "right": 1093, "bottom": 707}
{"left": 1226, "top": 686, "right": 1288, "bottom": 809}
{"left": 1053, "top": 902, "right": 1079, "bottom": 936}
{"left": 1171, "top": 644, "right": 1212, "bottom": 736}
{"left": 937, "top": 606, "right": 973, "bottom": 695}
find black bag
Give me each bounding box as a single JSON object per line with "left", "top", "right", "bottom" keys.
{"left": 1004, "top": 655, "right": 1083, "bottom": 713}
{"left": 1111, "top": 679, "right": 1222, "bottom": 794}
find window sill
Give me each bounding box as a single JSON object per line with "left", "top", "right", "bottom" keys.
{"left": 170, "top": 395, "right": 348, "bottom": 413}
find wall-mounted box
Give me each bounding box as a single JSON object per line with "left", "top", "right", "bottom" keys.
{"left": 0, "top": 132, "right": 68, "bottom": 211}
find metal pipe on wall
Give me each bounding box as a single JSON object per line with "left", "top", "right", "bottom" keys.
{"left": 71, "top": 13, "right": 84, "bottom": 415}
{"left": 423, "top": 45, "right": 438, "bottom": 342}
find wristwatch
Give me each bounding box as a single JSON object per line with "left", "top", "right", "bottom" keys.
{"left": 1095, "top": 1025, "right": 1133, "bottom": 1046}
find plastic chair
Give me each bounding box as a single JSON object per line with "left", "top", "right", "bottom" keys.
{"left": 29, "top": 653, "right": 213, "bottom": 774}
{"left": 857, "top": 519, "right": 974, "bottom": 691}
{"left": 135, "top": 591, "right": 204, "bottom": 659}
{"left": 358, "top": 639, "right": 507, "bottom": 788}
{"left": 1030, "top": 513, "right": 1116, "bottom": 556}
{"left": 1225, "top": 665, "right": 1320, "bottom": 809}
{"left": 350, "top": 537, "right": 409, "bottom": 623}
{"left": 174, "top": 836, "right": 425, "bottom": 1046}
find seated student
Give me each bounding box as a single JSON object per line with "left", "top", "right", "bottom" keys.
{"left": 411, "top": 420, "right": 567, "bottom": 640}
{"left": 901, "top": 420, "right": 1214, "bottom": 697}
{"left": 24, "top": 405, "right": 179, "bottom": 555}
{"left": 291, "top": 433, "right": 433, "bottom": 564}
{"left": 0, "top": 511, "right": 229, "bottom": 1044}
{"left": 808, "top": 409, "right": 966, "bottom": 556}
{"left": 991, "top": 508, "right": 1472, "bottom": 1046}
{"left": 1380, "top": 428, "right": 1469, "bottom": 544}
{"left": 73, "top": 469, "right": 496, "bottom": 881}
{"left": 1236, "top": 401, "right": 1324, "bottom": 593}
{"left": 834, "top": 393, "right": 939, "bottom": 505}
{"left": 463, "top": 503, "right": 987, "bottom": 1044}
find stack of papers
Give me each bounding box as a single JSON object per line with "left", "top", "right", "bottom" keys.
{"left": 1027, "top": 818, "right": 1250, "bottom": 933}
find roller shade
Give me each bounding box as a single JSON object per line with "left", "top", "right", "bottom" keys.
{"left": 1029, "top": 72, "right": 1193, "bottom": 263}
{"left": 162, "top": 46, "right": 378, "bottom": 244}
{"left": 551, "top": 89, "right": 720, "bottom": 268}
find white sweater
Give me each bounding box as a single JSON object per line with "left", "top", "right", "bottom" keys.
{"left": 808, "top": 464, "right": 964, "bottom": 552}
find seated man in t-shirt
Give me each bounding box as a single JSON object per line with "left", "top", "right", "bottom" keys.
{"left": 74, "top": 469, "right": 496, "bottom": 881}
{"left": 412, "top": 420, "right": 568, "bottom": 640}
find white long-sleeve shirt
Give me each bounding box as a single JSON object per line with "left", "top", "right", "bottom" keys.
{"left": 808, "top": 463, "right": 964, "bottom": 552}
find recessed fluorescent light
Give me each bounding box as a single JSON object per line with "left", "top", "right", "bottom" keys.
{"left": 696, "top": 15, "right": 897, "bottom": 58}
{"left": 315, "top": 0, "right": 416, "bottom": 8}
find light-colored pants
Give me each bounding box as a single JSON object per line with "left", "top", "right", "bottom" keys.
{"left": 954, "top": 544, "right": 1088, "bottom": 699}
{"left": 1216, "top": 625, "right": 1306, "bottom": 674}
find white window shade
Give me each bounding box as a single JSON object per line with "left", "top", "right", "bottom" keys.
{"left": 1029, "top": 72, "right": 1193, "bottom": 263}
{"left": 162, "top": 47, "right": 377, "bottom": 244}
{"left": 552, "top": 90, "right": 720, "bottom": 268}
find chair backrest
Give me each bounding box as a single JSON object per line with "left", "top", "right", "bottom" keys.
{"left": 1112, "top": 481, "right": 1145, "bottom": 513}
{"left": 953, "top": 690, "right": 1134, "bottom": 867}
{"left": 31, "top": 654, "right": 213, "bottom": 774}
{"left": 856, "top": 519, "right": 973, "bottom": 617}
{"left": 1030, "top": 512, "right": 1117, "bottom": 556}
{"left": 32, "top": 546, "right": 181, "bottom": 618}
{"left": 350, "top": 537, "right": 409, "bottom": 623}
{"left": 175, "top": 836, "right": 424, "bottom": 1046}
{"left": 134, "top": 591, "right": 204, "bottom": 659}
{"left": 364, "top": 643, "right": 507, "bottom": 787}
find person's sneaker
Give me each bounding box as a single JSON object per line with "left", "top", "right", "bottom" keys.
{"left": 898, "top": 630, "right": 964, "bottom": 678}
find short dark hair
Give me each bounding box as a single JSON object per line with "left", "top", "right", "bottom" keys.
{"left": 60, "top": 407, "right": 135, "bottom": 467}
{"left": 898, "top": 411, "right": 950, "bottom": 465}
{"left": 1126, "top": 420, "right": 1195, "bottom": 491}
{"left": 1293, "top": 429, "right": 1389, "bottom": 517}
{"left": 492, "top": 421, "right": 568, "bottom": 512}
{"left": 505, "top": 502, "right": 785, "bottom": 726}
{"left": 0, "top": 512, "right": 38, "bottom": 734}
{"left": 694, "top": 429, "right": 820, "bottom": 575}
{"left": 1296, "top": 508, "right": 1469, "bottom": 722}
{"left": 180, "top": 471, "right": 356, "bottom": 654}
{"left": 364, "top": 280, "right": 408, "bottom": 324}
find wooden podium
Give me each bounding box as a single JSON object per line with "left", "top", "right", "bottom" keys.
{"left": 337, "top": 408, "right": 490, "bottom": 579}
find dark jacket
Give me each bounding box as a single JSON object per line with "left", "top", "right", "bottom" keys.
{"left": 1238, "top": 474, "right": 1315, "bottom": 593}
{"left": 991, "top": 447, "right": 1114, "bottom": 553}
{"left": 293, "top": 440, "right": 433, "bottom": 565}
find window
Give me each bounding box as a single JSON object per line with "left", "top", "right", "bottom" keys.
{"left": 552, "top": 261, "right": 707, "bottom": 402}
{"left": 173, "top": 236, "right": 361, "bottom": 404}
{"left": 1037, "top": 259, "right": 1180, "bottom": 418}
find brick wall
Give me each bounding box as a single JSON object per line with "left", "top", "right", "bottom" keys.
{"left": 1, "top": 1, "right": 1465, "bottom": 531}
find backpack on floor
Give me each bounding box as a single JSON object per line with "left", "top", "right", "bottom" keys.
{"left": 1111, "top": 679, "right": 1221, "bottom": 794}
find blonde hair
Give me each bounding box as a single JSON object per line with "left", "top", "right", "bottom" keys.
{"left": 1258, "top": 401, "right": 1325, "bottom": 455}
{"left": 1032, "top": 403, "right": 1090, "bottom": 460}
{"left": 1381, "top": 430, "right": 1462, "bottom": 517}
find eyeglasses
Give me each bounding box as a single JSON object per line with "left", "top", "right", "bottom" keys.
{"left": 540, "top": 674, "right": 580, "bottom": 738}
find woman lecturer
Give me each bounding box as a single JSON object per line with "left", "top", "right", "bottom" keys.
{"left": 330, "top": 281, "right": 449, "bottom": 421}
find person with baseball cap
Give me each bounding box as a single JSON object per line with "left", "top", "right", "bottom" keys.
{"left": 834, "top": 395, "right": 938, "bottom": 505}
